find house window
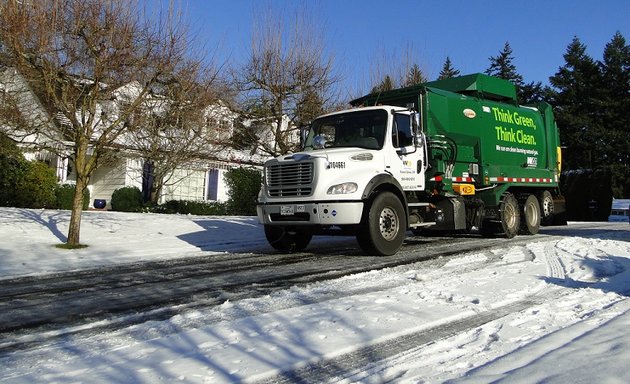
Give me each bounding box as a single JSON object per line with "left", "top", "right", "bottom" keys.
{"left": 206, "top": 116, "right": 234, "bottom": 142}
{"left": 166, "top": 169, "right": 206, "bottom": 201}
{"left": 206, "top": 168, "right": 219, "bottom": 201}
{"left": 206, "top": 117, "right": 217, "bottom": 131}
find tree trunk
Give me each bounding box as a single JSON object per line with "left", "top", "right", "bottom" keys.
{"left": 150, "top": 182, "right": 162, "bottom": 205}
{"left": 275, "top": 114, "right": 285, "bottom": 154}
{"left": 67, "top": 175, "right": 88, "bottom": 246}
{"left": 67, "top": 139, "right": 90, "bottom": 246}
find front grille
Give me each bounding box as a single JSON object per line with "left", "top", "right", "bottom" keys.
{"left": 266, "top": 162, "right": 314, "bottom": 197}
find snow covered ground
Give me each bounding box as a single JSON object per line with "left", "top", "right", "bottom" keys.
{"left": 0, "top": 207, "right": 629, "bottom": 383}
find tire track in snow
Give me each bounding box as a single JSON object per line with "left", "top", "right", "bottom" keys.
{"left": 255, "top": 295, "right": 559, "bottom": 384}
{"left": 0, "top": 237, "right": 536, "bottom": 351}
{"left": 542, "top": 240, "right": 565, "bottom": 279}
{"left": 256, "top": 241, "right": 568, "bottom": 384}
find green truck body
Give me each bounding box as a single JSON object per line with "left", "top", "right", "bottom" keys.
{"left": 352, "top": 73, "right": 565, "bottom": 230}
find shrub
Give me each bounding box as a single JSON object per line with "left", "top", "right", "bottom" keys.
{"left": 0, "top": 155, "right": 27, "bottom": 207}
{"left": 14, "top": 161, "right": 58, "bottom": 208}
{"left": 0, "top": 134, "right": 27, "bottom": 207}
{"left": 224, "top": 167, "right": 262, "bottom": 216}
{"left": 111, "top": 186, "right": 143, "bottom": 212}
{"left": 160, "top": 199, "right": 227, "bottom": 215}
{"left": 55, "top": 184, "right": 90, "bottom": 210}
{"left": 0, "top": 136, "right": 57, "bottom": 208}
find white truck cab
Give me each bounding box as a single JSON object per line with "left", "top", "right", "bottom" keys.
{"left": 257, "top": 105, "right": 428, "bottom": 255}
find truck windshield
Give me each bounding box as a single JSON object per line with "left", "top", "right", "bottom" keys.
{"left": 303, "top": 109, "right": 387, "bottom": 151}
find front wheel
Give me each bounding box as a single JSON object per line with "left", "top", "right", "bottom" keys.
{"left": 264, "top": 225, "right": 312, "bottom": 252}
{"left": 357, "top": 192, "right": 406, "bottom": 256}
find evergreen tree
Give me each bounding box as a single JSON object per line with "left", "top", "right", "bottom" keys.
{"left": 404, "top": 64, "right": 426, "bottom": 86}
{"left": 519, "top": 81, "right": 547, "bottom": 104}
{"left": 485, "top": 42, "right": 549, "bottom": 104}
{"left": 485, "top": 42, "right": 524, "bottom": 90}
{"left": 437, "top": 56, "right": 460, "bottom": 80}
{"left": 600, "top": 31, "right": 630, "bottom": 166}
{"left": 549, "top": 37, "right": 603, "bottom": 170}
{"left": 371, "top": 75, "right": 395, "bottom": 93}
{"left": 600, "top": 31, "right": 630, "bottom": 197}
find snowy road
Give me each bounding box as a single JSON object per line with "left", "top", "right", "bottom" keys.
{"left": 2, "top": 228, "right": 547, "bottom": 345}
{"left": 0, "top": 208, "right": 629, "bottom": 383}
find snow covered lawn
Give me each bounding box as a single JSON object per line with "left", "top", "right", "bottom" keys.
{"left": 0, "top": 207, "right": 629, "bottom": 383}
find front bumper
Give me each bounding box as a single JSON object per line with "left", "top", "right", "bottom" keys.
{"left": 257, "top": 201, "right": 364, "bottom": 226}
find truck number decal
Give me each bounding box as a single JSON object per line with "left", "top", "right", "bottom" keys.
{"left": 327, "top": 161, "right": 346, "bottom": 169}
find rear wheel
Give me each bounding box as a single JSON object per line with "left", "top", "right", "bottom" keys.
{"left": 357, "top": 192, "right": 406, "bottom": 256}
{"left": 264, "top": 225, "right": 312, "bottom": 252}
{"left": 538, "top": 190, "right": 554, "bottom": 226}
{"left": 519, "top": 194, "right": 541, "bottom": 235}
{"left": 499, "top": 193, "right": 520, "bottom": 238}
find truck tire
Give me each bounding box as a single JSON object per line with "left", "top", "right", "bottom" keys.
{"left": 357, "top": 192, "right": 406, "bottom": 256}
{"left": 519, "top": 194, "right": 541, "bottom": 235}
{"left": 264, "top": 225, "right": 312, "bottom": 252}
{"left": 499, "top": 193, "right": 520, "bottom": 238}
{"left": 538, "top": 190, "right": 554, "bottom": 226}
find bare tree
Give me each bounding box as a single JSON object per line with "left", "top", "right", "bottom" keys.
{"left": 126, "top": 70, "right": 224, "bottom": 204}
{"left": 368, "top": 43, "right": 427, "bottom": 94}
{"left": 235, "top": 4, "right": 338, "bottom": 156}
{"left": 0, "top": 0, "right": 205, "bottom": 246}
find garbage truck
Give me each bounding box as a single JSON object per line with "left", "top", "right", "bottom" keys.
{"left": 257, "top": 73, "right": 566, "bottom": 255}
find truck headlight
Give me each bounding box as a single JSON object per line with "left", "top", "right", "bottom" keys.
{"left": 327, "top": 182, "right": 358, "bottom": 195}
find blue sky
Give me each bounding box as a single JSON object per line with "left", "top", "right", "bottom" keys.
{"left": 150, "top": 0, "right": 629, "bottom": 95}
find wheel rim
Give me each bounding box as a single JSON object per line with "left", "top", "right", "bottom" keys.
{"left": 526, "top": 201, "right": 539, "bottom": 226}
{"left": 542, "top": 197, "right": 553, "bottom": 216}
{"left": 504, "top": 202, "right": 517, "bottom": 229}
{"left": 379, "top": 206, "right": 399, "bottom": 241}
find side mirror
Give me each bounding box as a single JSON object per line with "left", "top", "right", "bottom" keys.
{"left": 411, "top": 112, "right": 420, "bottom": 133}
{"left": 313, "top": 135, "right": 327, "bottom": 149}
{"left": 412, "top": 112, "right": 423, "bottom": 147}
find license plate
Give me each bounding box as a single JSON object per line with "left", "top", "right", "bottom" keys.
{"left": 280, "top": 205, "right": 294, "bottom": 215}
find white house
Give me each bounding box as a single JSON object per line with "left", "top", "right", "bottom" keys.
{"left": 609, "top": 199, "right": 630, "bottom": 222}
{"left": 0, "top": 67, "right": 271, "bottom": 209}
{"left": 243, "top": 113, "right": 301, "bottom": 156}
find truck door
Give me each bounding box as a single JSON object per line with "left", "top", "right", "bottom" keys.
{"left": 388, "top": 112, "right": 426, "bottom": 191}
